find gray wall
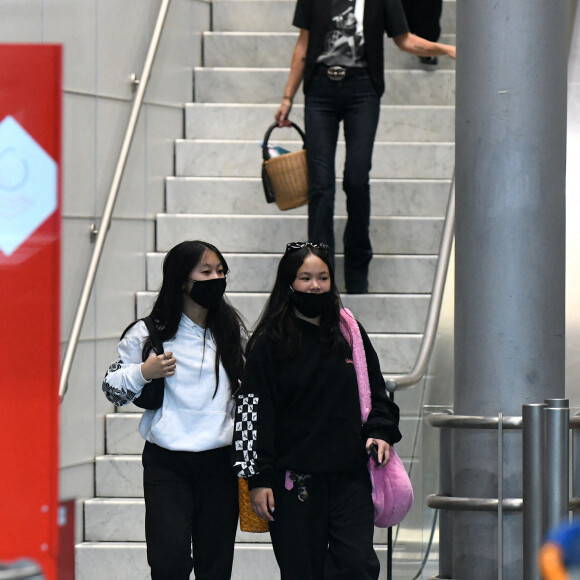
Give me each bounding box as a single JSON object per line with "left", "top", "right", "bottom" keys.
{"left": 0, "top": 0, "right": 210, "bottom": 507}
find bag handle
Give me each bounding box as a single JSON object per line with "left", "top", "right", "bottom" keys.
{"left": 262, "top": 121, "right": 306, "bottom": 161}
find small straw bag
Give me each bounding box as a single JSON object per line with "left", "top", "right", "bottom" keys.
{"left": 261, "top": 121, "right": 309, "bottom": 211}
{"left": 238, "top": 477, "right": 269, "bottom": 533}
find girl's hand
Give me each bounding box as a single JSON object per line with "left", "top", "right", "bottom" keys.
{"left": 366, "top": 438, "right": 391, "bottom": 467}
{"left": 250, "top": 487, "right": 275, "bottom": 521}
{"left": 141, "top": 351, "right": 176, "bottom": 380}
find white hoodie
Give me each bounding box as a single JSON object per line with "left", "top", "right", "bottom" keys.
{"left": 102, "top": 313, "right": 235, "bottom": 452}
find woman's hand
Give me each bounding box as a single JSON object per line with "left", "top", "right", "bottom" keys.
{"left": 250, "top": 487, "right": 275, "bottom": 521}
{"left": 141, "top": 351, "right": 176, "bottom": 380}
{"left": 366, "top": 438, "right": 391, "bottom": 467}
{"left": 275, "top": 98, "right": 293, "bottom": 127}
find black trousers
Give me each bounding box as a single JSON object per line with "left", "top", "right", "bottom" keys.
{"left": 305, "top": 69, "right": 380, "bottom": 293}
{"left": 268, "top": 467, "right": 380, "bottom": 580}
{"left": 401, "top": 0, "right": 443, "bottom": 42}
{"left": 142, "top": 442, "right": 238, "bottom": 580}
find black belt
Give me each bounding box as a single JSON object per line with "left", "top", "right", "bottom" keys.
{"left": 316, "top": 64, "right": 369, "bottom": 81}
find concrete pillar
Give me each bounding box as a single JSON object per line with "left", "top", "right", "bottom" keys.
{"left": 452, "top": 0, "right": 568, "bottom": 576}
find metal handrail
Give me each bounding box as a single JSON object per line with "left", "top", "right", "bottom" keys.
{"left": 427, "top": 414, "right": 522, "bottom": 430}
{"left": 58, "top": 0, "right": 172, "bottom": 400}
{"left": 385, "top": 172, "right": 455, "bottom": 392}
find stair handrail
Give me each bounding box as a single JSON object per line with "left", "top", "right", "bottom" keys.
{"left": 58, "top": 0, "right": 172, "bottom": 401}
{"left": 385, "top": 171, "right": 455, "bottom": 392}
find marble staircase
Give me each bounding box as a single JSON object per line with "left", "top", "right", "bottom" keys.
{"left": 76, "top": 1, "right": 455, "bottom": 578}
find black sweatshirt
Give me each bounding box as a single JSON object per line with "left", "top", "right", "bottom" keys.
{"left": 233, "top": 318, "right": 402, "bottom": 490}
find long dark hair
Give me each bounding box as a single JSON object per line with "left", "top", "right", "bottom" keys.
{"left": 247, "top": 244, "right": 349, "bottom": 357}
{"left": 146, "top": 240, "right": 246, "bottom": 393}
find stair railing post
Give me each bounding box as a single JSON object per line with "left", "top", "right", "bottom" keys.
{"left": 543, "top": 399, "right": 570, "bottom": 532}
{"left": 574, "top": 412, "right": 580, "bottom": 520}
{"left": 522, "top": 403, "right": 545, "bottom": 580}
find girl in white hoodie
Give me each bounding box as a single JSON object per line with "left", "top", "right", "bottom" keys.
{"left": 102, "top": 240, "right": 246, "bottom": 580}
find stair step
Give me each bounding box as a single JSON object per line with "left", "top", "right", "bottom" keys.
{"left": 194, "top": 68, "right": 455, "bottom": 106}
{"left": 84, "top": 498, "right": 272, "bottom": 543}
{"left": 175, "top": 139, "right": 454, "bottom": 179}
{"left": 166, "top": 177, "right": 451, "bottom": 217}
{"left": 155, "top": 214, "right": 444, "bottom": 255}
{"left": 95, "top": 455, "right": 143, "bottom": 498}
{"left": 202, "top": 31, "right": 456, "bottom": 70}
{"left": 184, "top": 103, "right": 455, "bottom": 142}
{"left": 105, "top": 414, "right": 143, "bottom": 455}
{"left": 75, "top": 541, "right": 435, "bottom": 579}
{"left": 83, "top": 496, "right": 427, "bottom": 544}
{"left": 146, "top": 252, "right": 436, "bottom": 293}
{"left": 211, "top": 0, "right": 456, "bottom": 34}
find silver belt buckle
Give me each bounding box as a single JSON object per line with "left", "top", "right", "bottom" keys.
{"left": 327, "top": 66, "right": 346, "bottom": 81}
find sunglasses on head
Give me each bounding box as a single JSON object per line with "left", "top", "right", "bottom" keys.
{"left": 285, "top": 242, "right": 330, "bottom": 254}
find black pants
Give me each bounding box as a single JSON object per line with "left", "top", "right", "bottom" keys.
{"left": 401, "top": 0, "right": 442, "bottom": 41}
{"left": 268, "top": 467, "right": 379, "bottom": 580}
{"left": 305, "top": 68, "right": 380, "bottom": 293}
{"left": 142, "top": 442, "right": 238, "bottom": 580}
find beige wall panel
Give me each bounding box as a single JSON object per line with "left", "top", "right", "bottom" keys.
{"left": 62, "top": 93, "right": 97, "bottom": 217}
{"left": 61, "top": 217, "right": 98, "bottom": 340}
{"left": 94, "top": 98, "right": 143, "bottom": 217}
{"left": 43, "top": 0, "right": 97, "bottom": 93}
{"left": 0, "top": 0, "right": 42, "bottom": 42}
{"left": 95, "top": 0, "right": 150, "bottom": 101}
{"left": 60, "top": 340, "right": 99, "bottom": 467}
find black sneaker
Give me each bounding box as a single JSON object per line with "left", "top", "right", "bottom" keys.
{"left": 419, "top": 56, "right": 439, "bottom": 66}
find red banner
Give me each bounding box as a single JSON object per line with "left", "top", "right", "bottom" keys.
{"left": 0, "top": 44, "right": 62, "bottom": 579}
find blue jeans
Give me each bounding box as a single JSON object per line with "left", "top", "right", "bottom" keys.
{"left": 305, "top": 67, "right": 380, "bottom": 293}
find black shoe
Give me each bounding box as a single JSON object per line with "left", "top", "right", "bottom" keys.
{"left": 346, "top": 288, "right": 368, "bottom": 295}
{"left": 419, "top": 56, "right": 439, "bottom": 66}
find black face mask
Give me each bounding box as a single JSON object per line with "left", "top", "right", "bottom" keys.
{"left": 289, "top": 288, "right": 333, "bottom": 318}
{"left": 187, "top": 277, "right": 227, "bottom": 309}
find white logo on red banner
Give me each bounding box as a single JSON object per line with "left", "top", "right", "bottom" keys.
{"left": 0, "top": 115, "right": 57, "bottom": 256}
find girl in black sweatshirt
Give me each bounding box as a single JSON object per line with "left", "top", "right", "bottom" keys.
{"left": 233, "top": 242, "right": 402, "bottom": 579}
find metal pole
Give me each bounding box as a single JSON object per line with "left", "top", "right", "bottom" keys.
{"left": 438, "top": 421, "right": 453, "bottom": 578}
{"left": 497, "top": 413, "right": 503, "bottom": 580}
{"left": 574, "top": 412, "right": 580, "bottom": 520}
{"left": 387, "top": 390, "right": 394, "bottom": 580}
{"left": 58, "top": 0, "right": 172, "bottom": 400}
{"left": 522, "top": 404, "right": 545, "bottom": 580}
{"left": 454, "top": 0, "right": 567, "bottom": 568}
{"left": 544, "top": 399, "right": 569, "bottom": 532}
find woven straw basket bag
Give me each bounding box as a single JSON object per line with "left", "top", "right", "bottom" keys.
{"left": 238, "top": 477, "right": 269, "bottom": 533}
{"left": 261, "top": 121, "right": 309, "bottom": 211}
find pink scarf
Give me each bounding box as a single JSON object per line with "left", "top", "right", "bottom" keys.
{"left": 339, "top": 308, "right": 414, "bottom": 528}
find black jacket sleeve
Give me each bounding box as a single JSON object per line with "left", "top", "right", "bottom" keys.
{"left": 358, "top": 322, "right": 403, "bottom": 445}
{"left": 232, "top": 340, "right": 277, "bottom": 490}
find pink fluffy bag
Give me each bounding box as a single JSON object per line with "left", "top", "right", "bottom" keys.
{"left": 339, "top": 308, "right": 414, "bottom": 528}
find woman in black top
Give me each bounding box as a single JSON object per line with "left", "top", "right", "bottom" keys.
{"left": 275, "top": 0, "right": 455, "bottom": 294}
{"left": 233, "top": 241, "right": 402, "bottom": 579}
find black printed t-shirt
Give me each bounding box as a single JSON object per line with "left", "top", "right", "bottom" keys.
{"left": 317, "top": 0, "right": 367, "bottom": 68}
{"left": 293, "top": 0, "right": 409, "bottom": 95}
